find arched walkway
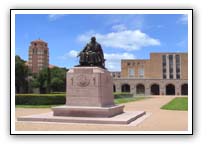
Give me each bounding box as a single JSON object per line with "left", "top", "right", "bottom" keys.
{"left": 113, "top": 85, "right": 116, "bottom": 92}
{"left": 121, "top": 84, "right": 130, "bottom": 93}
{"left": 151, "top": 84, "right": 160, "bottom": 95}
{"left": 136, "top": 84, "right": 145, "bottom": 95}
{"left": 166, "top": 84, "right": 175, "bottom": 95}
{"left": 181, "top": 84, "right": 188, "bottom": 95}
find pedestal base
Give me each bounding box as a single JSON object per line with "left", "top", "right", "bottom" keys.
{"left": 52, "top": 105, "right": 124, "bottom": 117}
{"left": 17, "top": 111, "right": 146, "bottom": 125}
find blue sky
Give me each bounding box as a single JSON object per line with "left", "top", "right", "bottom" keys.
{"left": 15, "top": 13, "right": 188, "bottom": 71}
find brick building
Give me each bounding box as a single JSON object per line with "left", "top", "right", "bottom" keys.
{"left": 111, "top": 52, "right": 188, "bottom": 96}
{"left": 28, "top": 39, "right": 49, "bottom": 73}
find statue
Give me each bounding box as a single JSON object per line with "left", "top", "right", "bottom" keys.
{"left": 77, "top": 37, "right": 106, "bottom": 69}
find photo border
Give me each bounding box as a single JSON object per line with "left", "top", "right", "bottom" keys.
{"left": 10, "top": 9, "right": 193, "bottom": 135}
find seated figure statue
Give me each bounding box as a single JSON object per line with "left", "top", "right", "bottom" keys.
{"left": 77, "top": 37, "right": 105, "bottom": 69}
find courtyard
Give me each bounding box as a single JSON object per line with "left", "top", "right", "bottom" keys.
{"left": 15, "top": 96, "right": 188, "bottom": 131}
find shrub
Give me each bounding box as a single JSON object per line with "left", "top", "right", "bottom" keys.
{"left": 113, "top": 92, "right": 133, "bottom": 98}
{"left": 15, "top": 94, "right": 65, "bottom": 105}
{"left": 51, "top": 92, "right": 66, "bottom": 94}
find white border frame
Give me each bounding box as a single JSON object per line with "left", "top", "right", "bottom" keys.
{"left": 11, "top": 9, "right": 193, "bottom": 135}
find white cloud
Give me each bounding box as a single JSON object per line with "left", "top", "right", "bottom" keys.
{"left": 177, "top": 14, "right": 188, "bottom": 24}
{"left": 112, "top": 24, "right": 127, "bottom": 31}
{"left": 60, "top": 50, "right": 79, "bottom": 60}
{"left": 48, "top": 14, "right": 65, "bottom": 21}
{"left": 78, "top": 27, "right": 160, "bottom": 51}
{"left": 104, "top": 52, "right": 135, "bottom": 61}
{"left": 60, "top": 50, "right": 135, "bottom": 71}
{"left": 104, "top": 52, "right": 136, "bottom": 71}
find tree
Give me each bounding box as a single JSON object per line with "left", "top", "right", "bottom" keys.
{"left": 15, "top": 55, "right": 29, "bottom": 93}
{"left": 35, "top": 67, "right": 50, "bottom": 94}
{"left": 32, "top": 67, "right": 67, "bottom": 93}
{"left": 50, "top": 67, "right": 67, "bottom": 92}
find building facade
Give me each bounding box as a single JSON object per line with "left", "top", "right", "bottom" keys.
{"left": 28, "top": 39, "right": 49, "bottom": 73}
{"left": 112, "top": 53, "right": 188, "bottom": 96}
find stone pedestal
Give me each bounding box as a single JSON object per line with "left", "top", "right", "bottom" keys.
{"left": 52, "top": 67, "right": 124, "bottom": 117}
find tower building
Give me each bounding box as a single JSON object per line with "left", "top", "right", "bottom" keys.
{"left": 28, "top": 39, "right": 49, "bottom": 73}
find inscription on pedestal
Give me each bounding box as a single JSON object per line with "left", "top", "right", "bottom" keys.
{"left": 76, "top": 75, "right": 90, "bottom": 87}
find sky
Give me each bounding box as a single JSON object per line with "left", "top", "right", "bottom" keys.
{"left": 15, "top": 13, "right": 188, "bottom": 71}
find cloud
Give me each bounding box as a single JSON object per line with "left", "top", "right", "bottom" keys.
{"left": 104, "top": 52, "right": 135, "bottom": 61}
{"left": 60, "top": 50, "right": 79, "bottom": 60}
{"left": 112, "top": 24, "right": 127, "bottom": 31}
{"left": 48, "top": 14, "right": 65, "bottom": 21}
{"left": 78, "top": 27, "right": 160, "bottom": 51}
{"left": 177, "top": 14, "right": 188, "bottom": 24}
{"left": 60, "top": 50, "right": 135, "bottom": 71}
{"left": 105, "top": 52, "right": 136, "bottom": 71}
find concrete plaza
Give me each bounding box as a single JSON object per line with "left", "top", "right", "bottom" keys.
{"left": 15, "top": 96, "right": 188, "bottom": 131}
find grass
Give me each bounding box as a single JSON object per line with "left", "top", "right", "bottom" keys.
{"left": 16, "top": 96, "right": 149, "bottom": 108}
{"left": 161, "top": 97, "right": 188, "bottom": 111}
{"left": 114, "top": 96, "right": 150, "bottom": 104}
{"left": 15, "top": 104, "right": 63, "bottom": 108}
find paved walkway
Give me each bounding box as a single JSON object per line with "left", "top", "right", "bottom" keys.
{"left": 15, "top": 96, "right": 188, "bottom": 131}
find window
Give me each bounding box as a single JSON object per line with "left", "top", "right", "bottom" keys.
{"left": 176, "top": 67, "right": 180, "bottom": 73}
{"left": 138, "top": 68, "right": 144, "bottom": 78}
{"left": 169, "top": 55, "right": 173, "bottom": 63}
{"left": 128, "top": 68, "right": 134, "bottom": 77}
{"left": 163, "top": 68, "right": 166, "bottom": 73}
{"left": 169, "top": 55, "right": 173, "bottom": 75}
{"left": 176, "top": 74, "right": 180, "bottom": 79}
{"left": 44, "top": 50, "right": 48, "bottom": 54}
{"left": 176, "top": 55, "right": 180, "bottom": 64}
{"left": 163, "top": 74, "right": 166, "bottom": 79}
{"left": 127, "top": 62, "right": 130, "bottom": 66}
{"left": 162, "top": 55, "right": 167, "bottom": 79}
{"left": 33, "top": 49, "right": 37, "bottom": 54}
{"left": 162, "top": 55, "right": 166, "bottom": 65}
{"left": 176, "top": 55, "right": 181, "bottom": 79}
{"left": 170, "top": 74, "right": 173, "bottom": 79}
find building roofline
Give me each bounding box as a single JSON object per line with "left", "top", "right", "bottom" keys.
{"left": 121, "top": 59, "right": 149, "bottom": 61}
{"left": 121, "top": 52, "right": 188, "bottom": 61}
{"left": 150, "top": 52, "right": 188, "bottom": 54}
{"left": 31, "top": 39, "right": 47, "bottom": 43}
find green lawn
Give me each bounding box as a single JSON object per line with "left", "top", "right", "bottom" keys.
{"left": 161, "top": 97, "right": 188, "bottom": 111}
{"left": 15, "top": 105, "right": 62, "bottom": 108}
{"left": 114, "top": 96, "right": 150, "bottom": 104}
{"left": 16, "top": 96, "right": 149, "bottom": 108}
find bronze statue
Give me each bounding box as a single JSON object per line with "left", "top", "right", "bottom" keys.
{"left": 77, "top": 37, "right": 106, "bottom": 69}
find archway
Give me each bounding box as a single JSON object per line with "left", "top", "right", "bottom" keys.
{"left": 113, "top": 85, "right": 116, "bottom": 92}
{"left": 151, "top": 84, "right": 160, "bottom": 95}
{"left": 166, "top": 84, "right": 175, "bottom": 95}
{"left": 121, "top": 84, "right": 130, "bottom": 93}
{"left": 136, "top": 84, "right": 145, "bottom": 95}
{"left": 181, "top": 84, "right": 188, "bottom": 95}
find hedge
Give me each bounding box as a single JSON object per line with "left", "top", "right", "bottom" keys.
{"left": 15, "top": 94, "right": 66, "bottom": 105}
{"left": 113, "top": 92, "right": 133, "bottom": 98}
{"left": 15, "top": 92, "right": 133, "bottom": 105}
